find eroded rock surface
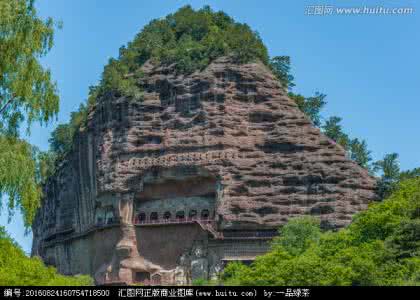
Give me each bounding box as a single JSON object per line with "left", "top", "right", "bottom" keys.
{"left": 32, "top": 57, "right": 377, "bottom": 285}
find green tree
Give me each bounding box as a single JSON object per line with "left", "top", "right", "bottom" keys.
{"left": 34, "top": 149, "right": 57, "bottom": 184}
{"left": 48, "top": 124, "right": 73, "bottom": 156}
{"left": 270, "top": 56, "right": 295, "bottom": 90}
{"left": 289, "top": 92, "right": 326, "bottom": 127}
{"left": 0, "top": 226, "right": 92, "bottom": 285}
{"left": 373, "top": 153, "right": 401, "bottom": 199}
{"left": 48, "top": 103, "right": 88, "bottom": 158}
{"left": 107, "top": 5, "right": 269, "bottom": 81}
{"left": 0, "top": 0, "right": 59, "bottom": 134}
{"left": 399, "top": 167, "right": 420, "bottom": 181}
{"left": 220, "top": 178, "right": 420, "bottom": 286}
{"left": 349, "top": 138, "right": 372, "bottom": 170}
{"left": 322, "top": 116, "right": 350, "bottom": 149}
{"left": 0, "top": 136, "right": 39, "bottom": 226}
{"left": 385, "top": 220, "right": 420, "bottom": 259}
{"left": 0, "top": 0, "right": 59, "bottom": 227}
{"left": 274, "top": 57, "right": 373, "bottom": 171}
{"left": 322, "top": 118, "right": 374, "bottom": 170}
{"left": 271, "top": 216, "right": 321, "bottom": 256}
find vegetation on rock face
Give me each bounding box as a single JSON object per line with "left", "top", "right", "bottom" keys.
{"left": 0, "top": 1, "right": 415, "bottom": 228}
{"left": 43, "top": 5, "right": 417, "bottom": 200}
{"left": 0, "top": 226, "right": 92, "bottom": 285}
{"left": 0, "top": 0, "right": 59, "bottom": 228}
{"left": 373, "top": 153, "right": 401, "bottom": 199}
{"left": 269, "top": 56, "right": 295, "bottom": 90}
{"left": 87, "top": 4, "right": 270, "bottom": 103}
{"left": 45, "top": 5, "right": 376, "bottom": 176}
{"left": 272, "top": 57, "right": 375, "bottom": 172}
{"left": 323, "top": 116, "right": 373, "bottom": 170}
{"left": 121, "top": 5, "right": 269, "bottom": 73}
{"left": 272, "top": 57, "right": 418, "bottom": 184}
{"left": 43, "top": 5, "right": 273, "bottom": 179}
{"left": 289, "top": 92, "right": 326, "bottom": 128}
{"left": 0, "top": 2, "right": 417, "bottom": 287}
{"left": 217, "top": 178, "right": 420, "bottom": 286}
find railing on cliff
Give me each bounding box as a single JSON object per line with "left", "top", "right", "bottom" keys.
{"left": 222, "top": 230, "right": 278, "bottom": 239}
{"left": 133, "top": 216, "right": 210, "bottom": 226}
{"left": 132, "top": 217, "right": 278, "bottom": 240}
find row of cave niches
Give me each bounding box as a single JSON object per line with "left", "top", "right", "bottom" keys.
{"left": 133, "top": 209, "right": 278, "bottom": 239}
{"left": 133, "top": 209, "right": 213, "bottom": 224}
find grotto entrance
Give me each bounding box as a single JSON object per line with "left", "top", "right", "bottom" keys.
{"left": 134, "top": 272, "right": 150, "bottom": 285}
{"left": 132, "top": 167, "right": 220, "bottom": 270}
{"left": 133, "top": 167, "right": 218, "bottom": 225}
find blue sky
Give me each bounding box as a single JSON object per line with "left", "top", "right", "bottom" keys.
{"left": 1, "top": 0, "right": 419, "bottom": 254}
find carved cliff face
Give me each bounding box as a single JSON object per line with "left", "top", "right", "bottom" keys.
{"left": 92, "top": 56, "right": 376, "bottom": 229}
{"left": 32, "top": 57, "right": 377, "bottom": 284}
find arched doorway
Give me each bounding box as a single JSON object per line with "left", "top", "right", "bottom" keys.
{"left": 105, "top": 208, "right": 115, "bottom": 224}
{"left": 150, "top": 212, "right": 158, "bottom": 221}
{"left": 163, "top": 211, "right": 171, "bottom": 220}
{"left": 176, "top": 211, "right": 185, "bottom": 220}
{"left": 189, "top": 209, "right": 197, "bottom": 219}
{"left": 138, "top": 212, "right": 146, "bottom": 222}
{"left": 134, "top": 272, "right": 150, "bottom": 284}
{"left": 201, "top": 209, "right": 210, "bottom": 219}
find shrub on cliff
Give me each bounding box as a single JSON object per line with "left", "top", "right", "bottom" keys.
{"left": 220, "top": 178, "right": 420, "bottom": 286}
{"left": 0, "top": 226, "right": 92, "bottom": 286}
{"left": 44, "top": 5, "right": 407, "bottom": 188}
{"left": 44, "top": 5, "right": 273, "bottom": 167}
{"left": 93, "top": 5, "right": 269, "bottom": 99}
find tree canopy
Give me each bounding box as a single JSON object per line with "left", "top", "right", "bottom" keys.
{"left": 276, "top": 57, "right": 373, "bottom": 171}
{"left": 0, "top": 0, "right": 59, "bottom": 134}
{"left": 42, "top": 5, "right": 415, "bottom": 204}
{"left": 270, "top": 56, "right": 295, "bottom": 90}
{"left": 0, "top": 0, "right": 59, "bottom": 228}
{"left": 372, "top": 153, "right": 420, "bottom": 200}
{"left": 43, "top": 5, "right": 274, "bottom": 176}
{"left": 45, "top": 6, "right": 376, "bottom": 176}
{"left": 94, "top": 5, "right": 269, "bottom": 99}
{"left": 289, "top": 92, "right": 327, "bottom": 128}
{"left": 0, "top": 226, "right": 92, "bottom": 285}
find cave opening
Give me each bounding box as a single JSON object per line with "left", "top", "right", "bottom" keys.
{"left": 134, "top": 272, "right": 150, "bottom": 284}
{"left": 133, "top": 167, "right": 219, "bottom": 225}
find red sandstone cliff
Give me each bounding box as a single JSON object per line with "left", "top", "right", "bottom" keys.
{"left": 32, "top": 57, "right": 377, "bottom": 284}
